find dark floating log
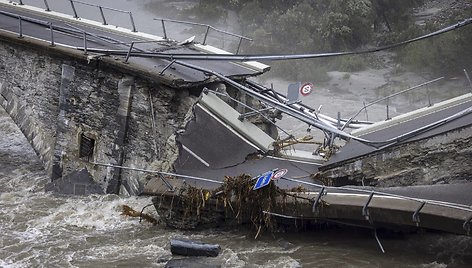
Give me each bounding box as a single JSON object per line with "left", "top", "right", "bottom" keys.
{"left": 170, "top": 238, "right": 221, "bottom": 257}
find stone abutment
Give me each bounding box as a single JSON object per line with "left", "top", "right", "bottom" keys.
{"left": 0, "top": 32, "right": 199, "bottom": 195}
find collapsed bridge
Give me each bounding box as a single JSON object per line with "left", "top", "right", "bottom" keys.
{"left": 1, "top": 0, "right": 472, "bottom": 237}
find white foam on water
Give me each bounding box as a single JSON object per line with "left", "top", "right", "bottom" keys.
{"left": 2, "top": 89, "right": 472, "bottom": 267}
{"left": 76, "top": 242, "right": 167, "bottom": 262}
{"left": 256, "top": 256, "right": 302, "bottom": 268}
{"left": 419, "top": 261, "right": 448, "bottom": 268}
{"left": 237, "top": 244, "right": 301, "bottom": 255}
{"left": 220, "top": 248, "right": 246, "bottom": 268}
{"left": 30, "top": 195, "right": 158, "bottom": 231}
{"left": 1, "top": 170, "right": 47, "bottom": 193}
{"left": 0, "top": 259, "right": 18, "bottom": 268}
{"left": 1, "top": 244, "right": 35, "bottom": 268}
{"left": 0, "top": 177, "right": 163, "bottom": 267}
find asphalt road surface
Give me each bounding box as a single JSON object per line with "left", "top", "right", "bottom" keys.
{"left": 0, "top": 2, "right": 263, "bottom": 84}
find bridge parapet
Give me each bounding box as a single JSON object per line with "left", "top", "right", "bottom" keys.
{"left": 0, "top": 0, "right": 269, "bottom": 73}
{"left": 0, "top": 1, "right": 274, "bottom": 195}
{"left": 352, "top": 93, "right": 472, "bottom": 137}
{"left": 318, "top": 124, "right": 472, "bottom": 187}
{"left": 0, "top": 29, "right": 203, "bottom": 195}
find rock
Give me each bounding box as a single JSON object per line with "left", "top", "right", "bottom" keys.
{"left": 156, "top": 254, "right": 173, "bottom": 263}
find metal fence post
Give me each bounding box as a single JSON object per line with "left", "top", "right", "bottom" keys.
{"left": 128, "top": 12, "right": 137, "bottom": 32}
{"left": 386, "top": 97, "right": 390, "bottom": 120}
{"left": 83, "top": 32, "right": 88, "bottom": 55}
{"left": 159, "top": 60, "right": 176, "bottom": 75}
{"left": 161, "top": 19, "right": 167, "bottom": 39}
{"left": 18, "top": 16, "right": 23, "bottom": 38}
{"left": 337, "top": 112, "right": 341, "bottom": 129}
{"left": 362, "top": 192, "right": 375, "bottom": 221}
{"left": 98, "top": 6, "right": 107, "bottom": 25}
{"left": 203, "top": 25, "right": 210, "bottom": 45}
{"left": 464, "top": 69, "right": 472, "bottom": 93}
{"left": 124, "top": 42, "right": 134, "bottom": 63}
{"left": 43, "top": 0, "right": 50, "bottom": 11}
{"left": 49, "top": 22, "right": 55, "bottom": 46}
{"left": 427, "top": 87, "right": 432, "bottom": 107}
{"left": 236, "top": 37, "right": 243, "bottom": 55}
{"left": 70, "top": 0, "right": 78, "bottom": 18}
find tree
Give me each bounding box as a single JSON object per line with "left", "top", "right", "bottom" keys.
{"left": 371, "top": 0, "right": 424, "bottom": 32}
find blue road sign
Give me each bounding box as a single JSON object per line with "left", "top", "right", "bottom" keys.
{"left": 253, "top": 171, "right": 274, "bottom": 190}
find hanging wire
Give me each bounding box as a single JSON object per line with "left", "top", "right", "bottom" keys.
{"left": 80, "top": 18, "right": 472, "bottom": 62}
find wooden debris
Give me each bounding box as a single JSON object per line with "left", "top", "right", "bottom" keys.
{"left": 121, "top": 204, "right": 158, "bottom": 225}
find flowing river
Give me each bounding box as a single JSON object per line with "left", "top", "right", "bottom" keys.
{"left": 1, "top": 103, "right": 472, "bottom": 267}
{"left": 2, "top": 1, "right": 472, "bottom": 267}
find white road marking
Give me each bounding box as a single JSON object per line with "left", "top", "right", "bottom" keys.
{"left": 181, "top": 144, "right": 210, "bottom": 167}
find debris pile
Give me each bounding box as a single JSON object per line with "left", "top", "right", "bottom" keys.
{"left": 153, "top": 174, "right": 281, "bottom": 234}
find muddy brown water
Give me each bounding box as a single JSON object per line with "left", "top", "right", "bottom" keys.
{"left": 2, "top": 1, "right": 472, "bottom": 266}
{"left": 2, "top": 104, "right": 472, "bottom": 267}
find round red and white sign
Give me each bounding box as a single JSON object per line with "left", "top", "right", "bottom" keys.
{"left": 300, "top": 83, "right": 314, "bottom": 96}
{"left": 272, "top": 168, "right": 288, "bottom": 180}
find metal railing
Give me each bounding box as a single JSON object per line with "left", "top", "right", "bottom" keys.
{"left": 13, "top": 0, "right": 137, "bottom": 32}
{"left": 1, "top": 9, "right": 56, "bottom": 45}
{"left": 154, "top": 18, "right": 252, "bottom": 54}
{"left": 9, "top": 1, "right": 251, "bottom": 53}
{"left": 68, "top": 0, "right": 137, "bottom": 32}
{"left": 341, "top": 77, "right": 445, "bottom": 130}
{"left": 89, "top": 160, "right": 472, "bottom": 236}
{"left": 16, "top": 0, "right": 50, "bottom": 11}
{"left": 281, "top": 176, "right": 472, "bottom": 235}
{"left": 1, "top": 9, "right": 246, "bottom": 65}
{"left": 1, "top": 9, "right": 139, "bottom": 55}
{"left": 465, "top": 69, "right": 472, "bottom": 92}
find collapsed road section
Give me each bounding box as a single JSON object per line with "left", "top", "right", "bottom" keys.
{"left": 1, "top": 0, "right": 472, "bottom": 238}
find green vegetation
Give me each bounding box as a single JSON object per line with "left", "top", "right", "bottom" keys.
{"left": 396, "top": 9, "right": 472, "bottom": 76}
{"left": 186, "top": 0, "right": 471, "bottom": 79}
{"left": 182, "top": 0, "right": 228, "bottom": 24}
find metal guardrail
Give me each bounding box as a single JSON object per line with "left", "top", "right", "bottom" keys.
{"left": 68, "top": 0, "right": 137, "bottom": 32}
{"left": 154, "top": 18, "right": 252, "bottom": 54}
{"left": 0, "top": 9, "right": 131, "bottom": 51}
{"left": 16, "top": 0, "right": 49, "bottom": 11}
{"left": 1, "top": 9, "right": 56, "bottom": 45}
{"left": 9, "top": 0, "right": 252, "bottom": 52}
{"left": 465, "top": 69, "right": 472, "bottom": 92}
{"left": 1, "top": 8, "right": 249, "bottom": 63}
{"left": 341, "top": 77, "right": 445, "bottom": 130}
{"left": 277, "top": 176, "right": 472, "bottom": 236}
{"left": 90, "top": 162, "right": 224, "bottom": 185}
{"left": 90, "top": 160, "right": 472, "bottom": 235}
{"left": 13, "top": 0, "right": 137, "bottom": 32}
{"left": 3, "top": 10, "right": 164, "bottom": 66}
